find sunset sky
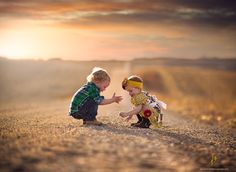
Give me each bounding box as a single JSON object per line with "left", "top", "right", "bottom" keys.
{"left": 0, "top": 0, "right": 236, "bottom": 60}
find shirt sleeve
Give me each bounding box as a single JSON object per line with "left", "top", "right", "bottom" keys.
{"left": 132, "top": 93, "right": 147, "bottom": 106}
{"left": 93, "top": 95, "right": 104, "bottom": 104}
{"left": 88, "top": 85, "right": 104, "bottom": 104}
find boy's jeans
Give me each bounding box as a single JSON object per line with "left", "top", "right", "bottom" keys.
{"left": 71, "top": 99, "right": 98, "bottom": 121}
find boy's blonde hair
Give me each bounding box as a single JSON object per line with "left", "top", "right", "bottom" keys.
{"left": 87, "top": 67, "right": 110, "bottom": 83}
{"left": 122, "top": 75, "right": 143, "bottom": 90}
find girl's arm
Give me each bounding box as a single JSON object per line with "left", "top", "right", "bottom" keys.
{"left": 100, "top": 93, "right": 122, "bottom": 105}
{"left": 119, "top": 105, "right": 142, "bottom": 117}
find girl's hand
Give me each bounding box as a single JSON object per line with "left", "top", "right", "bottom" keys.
{"left": 112, "top": 93, "right": 123, "bottom": 103}
{"left": 125, "top": 114, "right": 133, "bottom": 122}
{"left": 119, "top": 112, "right": 127, "bottom": 117}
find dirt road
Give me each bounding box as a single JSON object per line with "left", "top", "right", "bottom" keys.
{"left": 0, "top": 62, "right": 235, "bottom": 172}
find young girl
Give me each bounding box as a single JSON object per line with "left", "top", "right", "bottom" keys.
{"left": 119, "top": 75, "right": 166, "bottom": 128}
{"left": 69, "top": 67, "right": 122, "bottom": 125}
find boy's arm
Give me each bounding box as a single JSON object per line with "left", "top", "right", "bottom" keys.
{"left": 100, "top": 98, "right": 114, "bottom": 105}
{"left": 100, "top": 93, "right": 122, "bottom": 105}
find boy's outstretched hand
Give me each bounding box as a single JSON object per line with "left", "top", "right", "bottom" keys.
{"left": 112, "top": 93, "right": 123, "bottom": 103}
{"left": 100, "top": 93, "right": 122, "bottom": 105}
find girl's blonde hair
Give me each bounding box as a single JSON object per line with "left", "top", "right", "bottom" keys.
{"left": 87, "top": 67, "right": 110, "bottom": 82}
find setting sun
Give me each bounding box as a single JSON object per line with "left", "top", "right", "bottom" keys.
{"left": 0, "top": 33, "right": 32, "bottom": 59}
{"left": 0, "top": 22, "right": 40, "bottom": 59}
{"left": 0, "top": 22, "right": 91, "bottom": 60}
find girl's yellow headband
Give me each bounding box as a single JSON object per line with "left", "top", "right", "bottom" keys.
{"left": 127, "top": 80, "right": 143, "bottom": 89}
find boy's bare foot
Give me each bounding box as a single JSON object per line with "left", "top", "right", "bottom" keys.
{"left": 83, "top": 120, "right": 103, "bottom": 126}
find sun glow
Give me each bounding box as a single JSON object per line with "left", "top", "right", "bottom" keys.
{"left": 0, "top": 21, "right": 102, "bottom": 60}
{"left": 0, "top": 38, "right": 30, "bottom": 59}
{"left": 0, "top": 28, "right": 36, "bottom": 59}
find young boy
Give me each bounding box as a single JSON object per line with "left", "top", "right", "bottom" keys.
{"left": 69, "top": 67, "right": 122, "bottom": 125}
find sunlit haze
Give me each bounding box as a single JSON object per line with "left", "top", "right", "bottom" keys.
{"left": 0, "top": 0, "right": 235, "bottom": 60}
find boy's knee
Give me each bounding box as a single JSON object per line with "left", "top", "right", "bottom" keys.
{"left": 71, "top": 112, "right": 83, "bottom": 119}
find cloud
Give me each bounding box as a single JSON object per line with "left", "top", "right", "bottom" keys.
{"left": 0, "top": 0, "right": 235, "bottom": 28}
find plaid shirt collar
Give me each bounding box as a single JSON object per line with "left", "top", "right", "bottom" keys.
{"left": 88, "top": 82, "right": 101, "bottom": 92}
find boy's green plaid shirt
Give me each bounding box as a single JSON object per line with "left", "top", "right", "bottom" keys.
{"left": 69, "top": 82, "right": 104, "bottom": 114}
